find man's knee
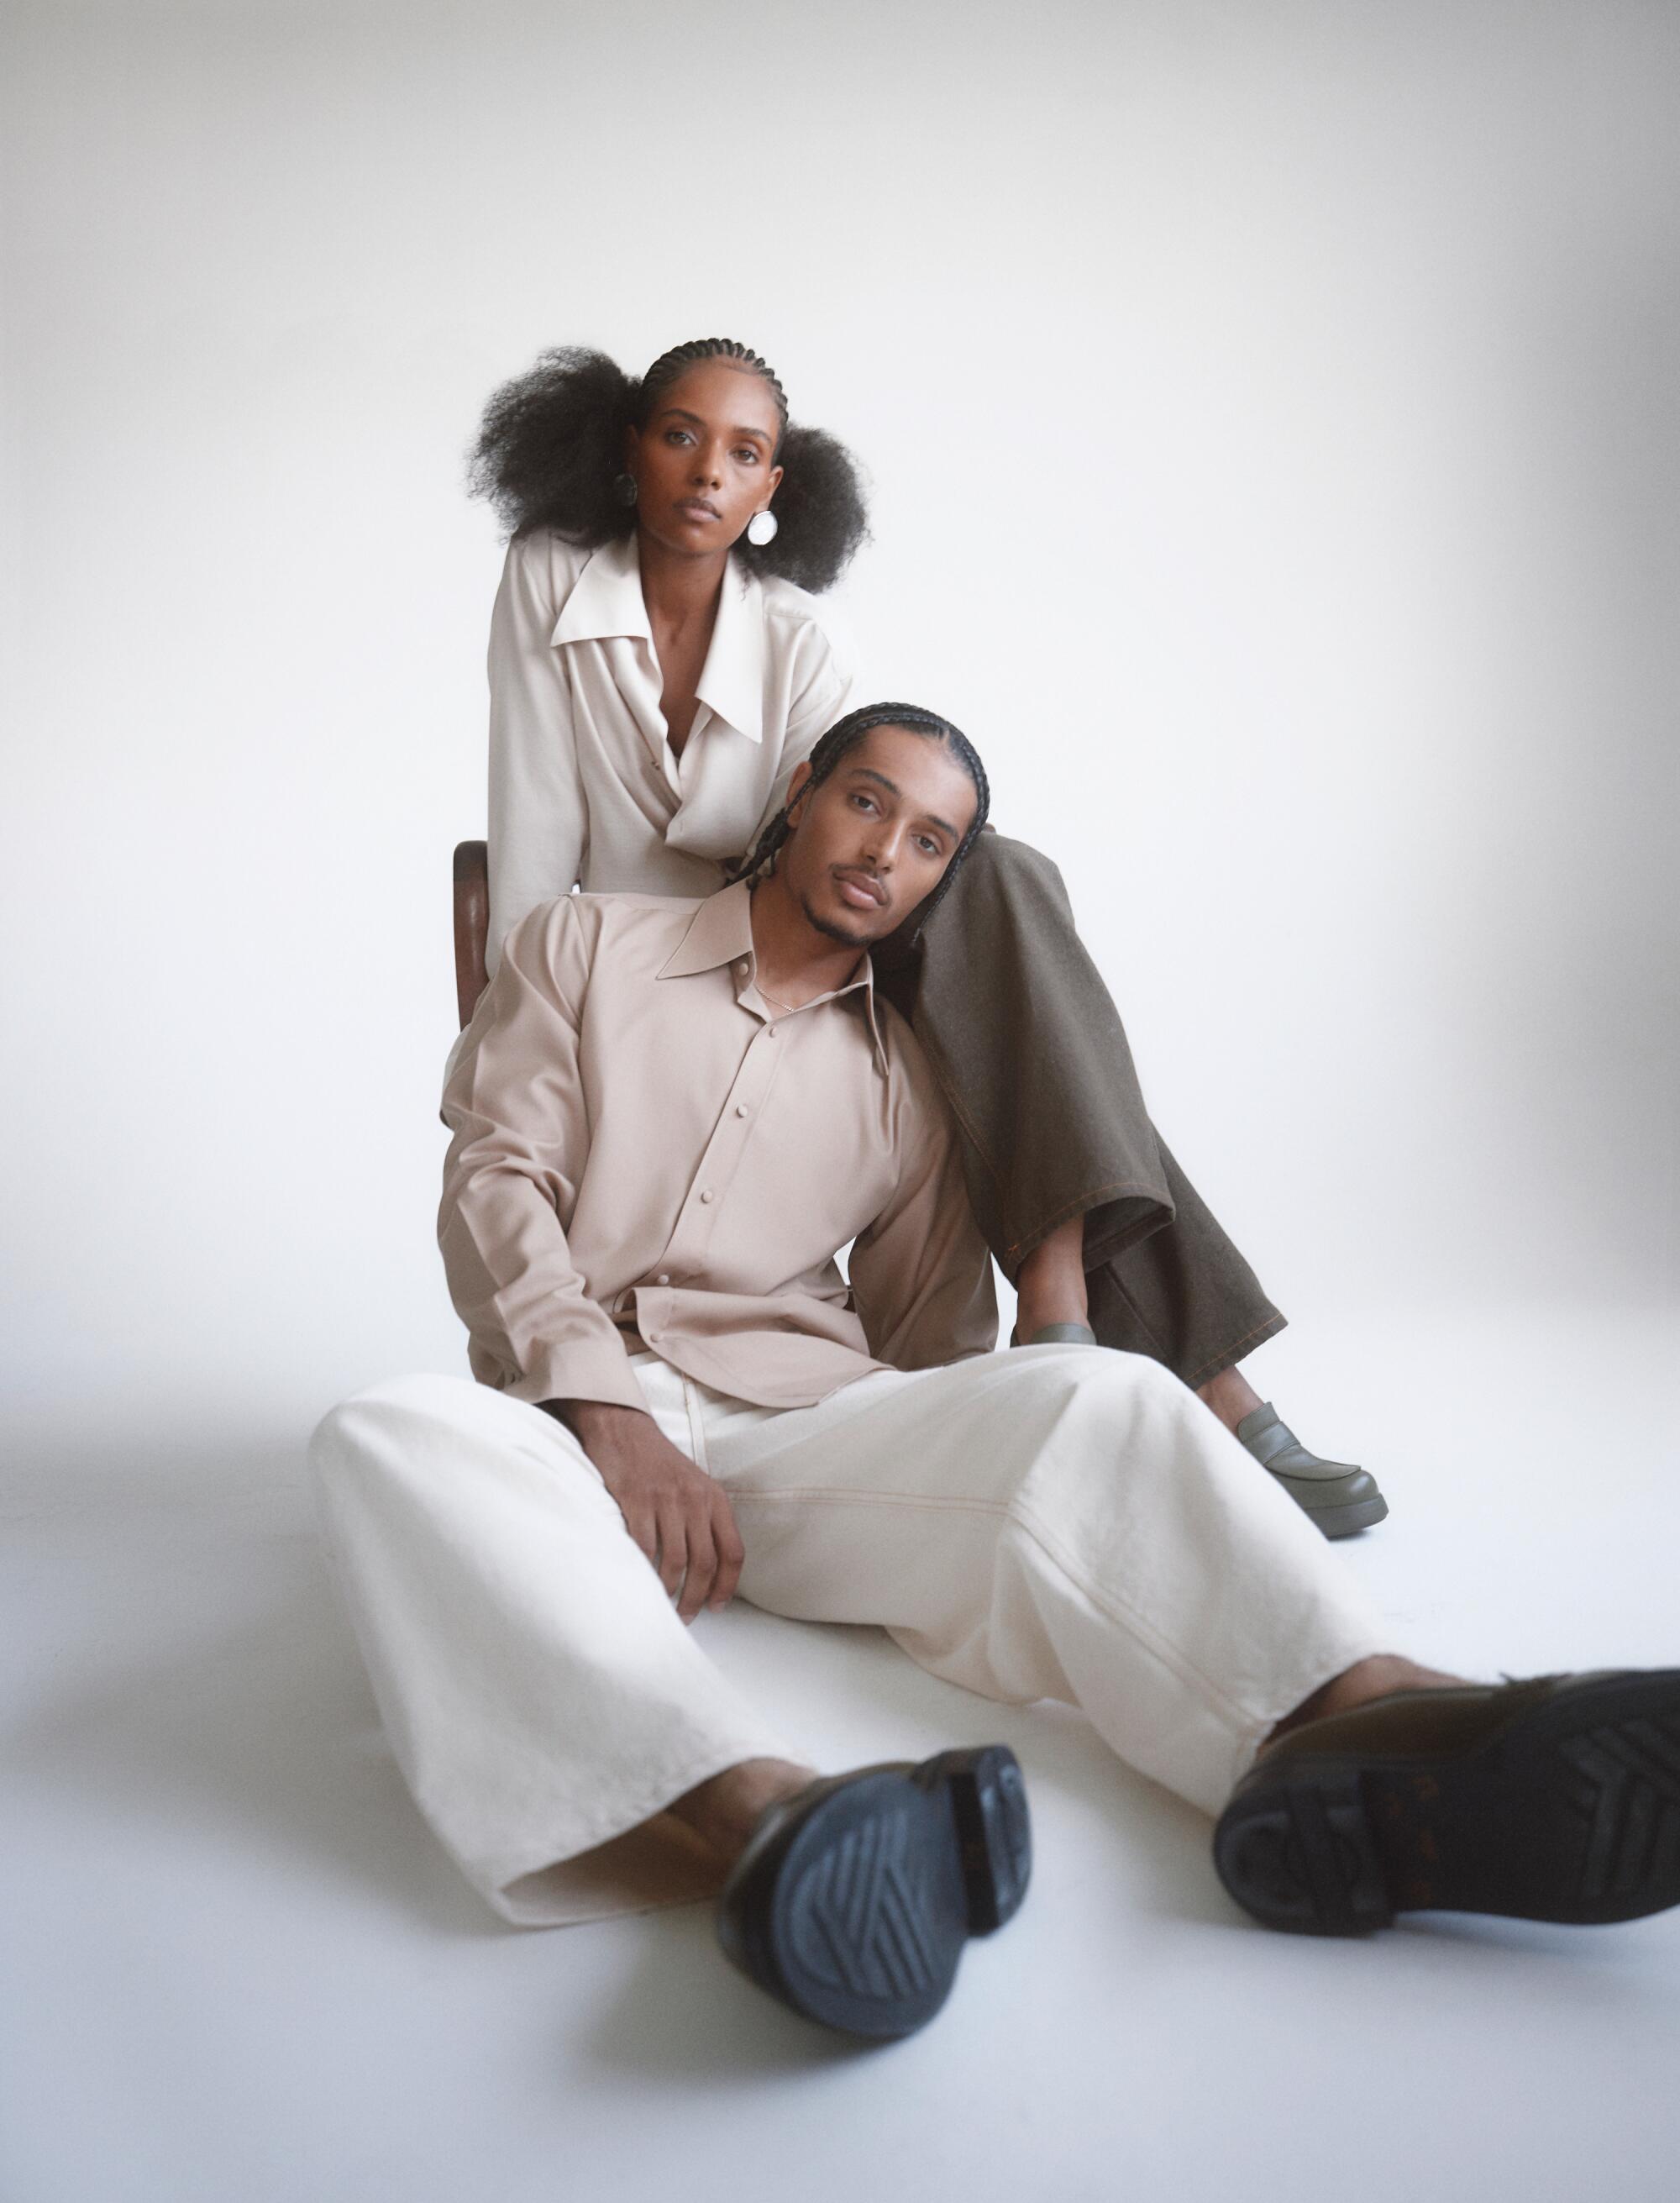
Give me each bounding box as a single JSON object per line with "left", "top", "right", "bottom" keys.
{"left": 1019, "top": 1342, "right": 1200, "bottom": 1449}
{"left": 308, "top": 1372, "right": 482, "bottom": 1485}
{"left": 310, "top": 1375, "right": 607, "bottom": 1524}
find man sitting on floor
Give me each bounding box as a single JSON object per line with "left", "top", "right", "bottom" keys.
{"left": 312, "top": 702, "right": 1680, "bottom": 2043}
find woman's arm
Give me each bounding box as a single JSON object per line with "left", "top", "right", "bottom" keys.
{"left": 745, "top": 612, "right": 855, "bottom": 853}
{"left": 486, "top": 534, "right": 589, "bottom": 975}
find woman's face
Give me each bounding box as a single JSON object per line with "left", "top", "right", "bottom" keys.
{"left": 626, "top": 360, "right": 784, "bottom": 560}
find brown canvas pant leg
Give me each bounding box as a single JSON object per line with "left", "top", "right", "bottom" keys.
{"left": 884, "top": 832, "right": 1285, "bottom": 1388}
{"left": 1082, "top": 1133, "right": 1287, "bottom": 1386}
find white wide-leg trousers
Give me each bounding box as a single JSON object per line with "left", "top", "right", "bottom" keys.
{"left": 311, "top": 1346, "right": 1392, "bottom": 1925}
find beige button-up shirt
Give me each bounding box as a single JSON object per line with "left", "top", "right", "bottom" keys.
{"left": 439, "top": 882, "right": 997, "bottom": 1411}
{"left": 486, "top": 531, "right": 853, "bottom": 972}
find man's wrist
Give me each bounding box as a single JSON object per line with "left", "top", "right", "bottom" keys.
{"left": 538, "top": 1396, "right": 652, "bottom": 1441}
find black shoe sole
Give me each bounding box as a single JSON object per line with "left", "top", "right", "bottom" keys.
{"left": 719, "top": 1745, "right": 1031, "bottom": 2038}
{"left": 1214, "top": 1669, "right": 1680, "bottom": 1935}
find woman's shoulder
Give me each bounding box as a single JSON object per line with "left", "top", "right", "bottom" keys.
{"left": 501, "top": 527, "right": 600, "bottom": 587}
{"left": 752, "top": 563, "right": 837, "bottom": 634}
{"left": 749, "top": 565, "right": 855, "bottom": 684}
{"left": 496, "top": 531, "right": 638, "bottom": 644}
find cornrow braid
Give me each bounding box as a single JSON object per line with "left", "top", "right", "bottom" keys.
{"left": 727, "top": 702, "right": 991, "bottom": 944}
{"left": 635, "top": 337, "right": 790, "bottom": 452}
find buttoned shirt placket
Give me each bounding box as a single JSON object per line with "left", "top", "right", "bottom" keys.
{"left": 626, "top": 955, "right": 872, "bottom": 1352}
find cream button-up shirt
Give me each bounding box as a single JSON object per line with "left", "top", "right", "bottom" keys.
{"left": 439, "top": 883, "right": 997, "bottom": 1412}
{"left": 486, "top": 530, "right": 853, "bottom": 972}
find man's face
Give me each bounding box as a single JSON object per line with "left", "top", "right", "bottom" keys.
{"left": 778, "top": 723, "right": 979, "bottom": 947}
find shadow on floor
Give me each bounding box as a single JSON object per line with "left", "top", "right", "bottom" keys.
{"left": 8, "top": 1431, "right": 1247, "bottom": 2067}
{"left": 8, "top": 1461, "right": 498, "bottom": 1939}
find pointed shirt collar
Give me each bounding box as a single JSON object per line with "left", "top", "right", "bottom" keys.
{"left": 658, "top": 882, "right": 889, "bottom": 1076}
{"left": 549, "top": 534, "right": 765, "bottom": 746}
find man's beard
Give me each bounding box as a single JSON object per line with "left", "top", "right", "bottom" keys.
{"left": 796, "top": 886, "right": 875, "bottom": 949}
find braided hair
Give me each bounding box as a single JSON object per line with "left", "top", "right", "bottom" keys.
{"left": 467, "top": 339, "right": 868, "bottom": 591}
{"left": 638, "top": 337, "right": 788, "bottom": 445}
{"left": 727, "top": 702, "right": 991, "bottom": 942}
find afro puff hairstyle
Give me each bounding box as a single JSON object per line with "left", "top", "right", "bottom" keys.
{"left": 468, "top": 339, "right": 869, "bottom": 594}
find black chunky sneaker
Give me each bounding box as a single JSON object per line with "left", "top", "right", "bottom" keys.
{"left": 1215, "top": 1669, "right": 1680, "bottom": 1935}
{"left": 716, "top": 1744, "right": 1031, "bottom": 2037}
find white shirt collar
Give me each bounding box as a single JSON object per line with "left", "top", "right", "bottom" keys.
{"left": 549, "top": 533, "right": 650, "bottom": 647}
{"left": 549, "top": 534, "right": 765, "bottom": 747}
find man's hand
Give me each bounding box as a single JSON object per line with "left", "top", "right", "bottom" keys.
{"left": 543, "top": 1400, "right": 744, "bottom": 1622}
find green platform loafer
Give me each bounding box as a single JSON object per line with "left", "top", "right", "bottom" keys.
{"left": 1236, "top": 1401, "right": 1389, "bottom": 1538}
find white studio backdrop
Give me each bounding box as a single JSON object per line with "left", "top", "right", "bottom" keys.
{"left": 2, "top": 0, "right": 1676, "bottom": 1435}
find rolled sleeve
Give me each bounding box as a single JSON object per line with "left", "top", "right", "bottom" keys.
{"left": 439, "top": 899, "right": 642, "bottom": 1410}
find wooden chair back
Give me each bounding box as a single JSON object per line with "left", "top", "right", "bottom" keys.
{"left": 453, "top": 840, "right": 489, "bottom": 1028}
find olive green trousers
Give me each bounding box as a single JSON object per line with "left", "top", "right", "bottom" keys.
{"left": 882, "top": 833, "right": 1285, "bottom": 1388}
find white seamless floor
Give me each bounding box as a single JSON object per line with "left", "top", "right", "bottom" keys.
{"left": 3, "top": 1307, "right": 1678, "bottom": 2203}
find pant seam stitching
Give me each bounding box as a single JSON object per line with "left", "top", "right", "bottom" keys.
{"left": 1098, "top": 1267, "right": 1170, "bottom": 1358}
{"left": 730, "top": 1488, "right": 1011, "bottom": 1514}
{"left": 1183, "top": 1312, "right": 1289, "bottom": 1389}
{"left": 1002, "top": 1497, "right": 1262, "bottom": 1727}
{"left": 726, "top": 1485, "right": 1262, "bottom": 1731}
{"left": 680, "top": 1374, "right": 712, "bottom": 1475}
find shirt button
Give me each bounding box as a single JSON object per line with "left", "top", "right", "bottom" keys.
{"left": 735, "top": 1105, "right": 748, "bottom": 1117}
{"left": 736, "top": 959, "right": 748, "bottom": 974}
{"left": 765, "top": 1024, "right": 778, "bottom": 1038}
{"left": 700, "top": 1190, "right": 715, "bottom": 1204}
{"left": 655, "top": 1273, "right": 670, "bottom": 1286}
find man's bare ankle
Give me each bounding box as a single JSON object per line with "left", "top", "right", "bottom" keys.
{"left": 667, "top": 1756, "right": 817, "bottom": 1866}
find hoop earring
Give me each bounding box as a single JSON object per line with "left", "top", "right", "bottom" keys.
{"left": 613, "top": 473, "right": 638, "bottom": 507}
{"left": 746, "top": 509, "right": 779, "bottom": 546}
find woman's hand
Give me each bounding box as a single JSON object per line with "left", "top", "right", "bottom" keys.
{"left": 544, "top": 1399, "right": 744, "bottom": 1622}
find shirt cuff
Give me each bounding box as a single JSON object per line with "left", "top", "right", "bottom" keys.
{"left": 501, "top": 1328, "right": 646, "bottom": 1412}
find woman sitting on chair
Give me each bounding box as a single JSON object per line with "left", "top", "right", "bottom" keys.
{"left": 466, "top": 336, "right": 1386, "bottom": 1537}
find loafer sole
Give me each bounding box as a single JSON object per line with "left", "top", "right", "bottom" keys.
{"left": 1215, "top": 1669, "right": 1680, "bottom": 1934}
{"left": 717, "top": 1745, "right": 1031, "bottom": 2037}
{"left": 1280, "top": 1485, "right": 1390, "bottom": 1539}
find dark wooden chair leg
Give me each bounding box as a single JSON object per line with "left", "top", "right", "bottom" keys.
{"left": 453, "top": 840, "right": 490, "bottom": 1029}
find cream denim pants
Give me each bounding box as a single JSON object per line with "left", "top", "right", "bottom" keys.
{"left": 311, "top": 1345, "right": 1389, "bottom": 1925}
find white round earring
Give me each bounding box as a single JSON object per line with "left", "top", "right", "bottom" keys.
{"left": 746, "top": 509, "right": 779, "bottom": 546}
